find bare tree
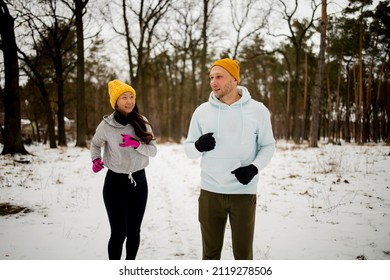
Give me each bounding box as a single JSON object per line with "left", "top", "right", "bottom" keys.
{"left": 108, "top": 0, "right": 171, "bottom": 116}
{"left": 62, "top": 0, "right": 89, "bottom": 148}
{"left": 228, "top": 0, "right": 270, "bottom": 59}
{"left": 198, "top": 0, "right": 222, "bottom": 104}
{"left": 309, "top": 0, "right": 327, "bottom": 147}
{"left": 15, "top": 0, "right": 77, "bottom": 147}
{"left": 272, "top": 0, "right": 319, "bottom": 143}
{"left": 46, "top": 0, "right": 76, "bottom": 147}
{"left": 18, "top": 47, "right": 58, "bottom": 148}
{"left": 0, "top": 0, "right": 28, "bottom": 154}
{"left": 167, "top": 0, "right": 202, "bottom": 141}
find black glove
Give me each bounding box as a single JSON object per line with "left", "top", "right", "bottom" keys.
{"left": 195, "top": 132, "right": 216, "bottom": 152}
{"left": 231, "top": 164, "right": 258, "bottom": 185}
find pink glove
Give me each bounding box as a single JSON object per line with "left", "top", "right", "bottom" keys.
{"left": 119, "top": 134, "right": 140, "bottom": 149}
{"left": 92, "top": 158, "right": 104, "bottom": 173}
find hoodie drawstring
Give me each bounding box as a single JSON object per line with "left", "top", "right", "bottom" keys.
{"left": 211, "top": 86, "right": 246, "bottom": 143}
{"left": 216, "top": 96, "right": 244, "bottom": 143}
{"left": 217, "top": 104, "right": 221, "bottom": 138}
{"left": 128, "top": 172, "right": 137, "bottom": 187}
{"left": 240, "top": 100, "right": 244, "bottom": 144}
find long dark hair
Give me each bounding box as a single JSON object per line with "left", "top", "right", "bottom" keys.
{"left": 114, "top": 104, "right": 155, "bottom": 144}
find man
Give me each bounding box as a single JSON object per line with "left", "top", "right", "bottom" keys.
{"left": 184, "top": 58, "right": 275, "bottom": 260}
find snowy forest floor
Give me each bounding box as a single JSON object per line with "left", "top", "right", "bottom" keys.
{"left": 0, "top": 140, "right": 389, "bottom": 260}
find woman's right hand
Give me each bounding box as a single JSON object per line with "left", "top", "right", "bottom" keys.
{"left": 92, "top": 158, "right": 104, "bottom": 173}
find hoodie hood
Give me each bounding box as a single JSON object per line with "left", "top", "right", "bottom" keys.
{"left": 102, "top": 112, "right": 124, "bottom": 128}
{"left": 208, "top": 85, "right": 251, "bottom": 108}
{"left": 208, "top": 86, "right": 251, "bottom": 142}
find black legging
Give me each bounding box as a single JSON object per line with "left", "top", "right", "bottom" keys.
{"left": 103, "top": 169, "right": 148, "bottom": 260}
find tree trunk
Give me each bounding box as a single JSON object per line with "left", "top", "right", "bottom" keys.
{"left": 326, "top": 75, "right": 332, "bottom": 143}
{"left": 345, "top": 62, "right": 351, "bottom": 143}
{"left": 374, "top": 59, "right": 385, "bottom": 142}
{"left": 386, "top": 57, "right": 390, "bottom": 143}
{"left": 55, "top": 59, "right": 67, "bottom": 147}
{"left": 364, "top": 42, "right": 376, "bottom": 143}
{"left": 286, "top": 78, "right": 291, "bottom": 140}
{"left": 335, "top": 68, "right": 341, "bottom": 144}
{"left": 309, "top": 0, "right": 327, "bottom": 147}
{"left": 357, "top": 17, "right": 364, "bottom": 144}
{"left": 0, "top": 0, "right": 28, "bottom": 155}
{"left": 353, "top": 65, "right": 359, "bottom": 143}
{"left": 75, "top": 0, "right": 88, "bottom": 148}
{"left": 198, "top": 0, "right": 209, "bottom": 105}
{"left": 300, "top": 52, "right": 308, "bottom": 142}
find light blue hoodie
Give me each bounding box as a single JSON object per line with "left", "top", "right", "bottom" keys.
{"left": 184, "top": 86, "right": 275, "bottom": 194}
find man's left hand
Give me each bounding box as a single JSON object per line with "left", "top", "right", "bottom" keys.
{"left": 231, "top": 164, "right": 258, "bottom": 185}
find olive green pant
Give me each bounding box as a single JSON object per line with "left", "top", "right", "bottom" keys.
{"left": 198, "top": 189, "right": 257, "bottom": 260}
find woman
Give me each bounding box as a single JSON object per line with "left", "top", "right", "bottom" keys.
{"left": 90, "top": 79, "right": 157, "bottom": 260}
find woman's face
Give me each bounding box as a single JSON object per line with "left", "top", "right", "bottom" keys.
{"left": 116, "top": 92, "right": 135, "bottom": 116}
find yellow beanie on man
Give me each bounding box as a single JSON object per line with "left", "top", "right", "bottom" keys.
{"left": 211, "top": 58, "right": 240, "bottom": 83}
{"left": 108, "top": 79, "right": 136, "bottom": 109}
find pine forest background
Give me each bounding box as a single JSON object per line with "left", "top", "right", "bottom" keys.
{"left": 0, "top": 0, "right": 389, "bottom": 153}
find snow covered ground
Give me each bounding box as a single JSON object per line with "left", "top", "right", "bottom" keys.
{"left": 0, "top": 140, "right": 389, "bottom": 260}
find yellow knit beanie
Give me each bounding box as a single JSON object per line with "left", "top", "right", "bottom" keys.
{"left": 211, "top": 58, "right": 240, "bottom": 83}
{"left": 108, "top": 79, "right": 136, "bottom": 109}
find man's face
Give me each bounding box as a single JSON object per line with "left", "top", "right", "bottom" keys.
{"left": 209, "top": 66, "right": 237, "bottom": 102}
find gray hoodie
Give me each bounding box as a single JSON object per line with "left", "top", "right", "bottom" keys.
{"left": 90, "top": 112, "right": 157, "bottom": 177}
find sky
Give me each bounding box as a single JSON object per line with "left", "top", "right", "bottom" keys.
{"left": 96, "top": 0, "right": 383, "bottom": 81}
